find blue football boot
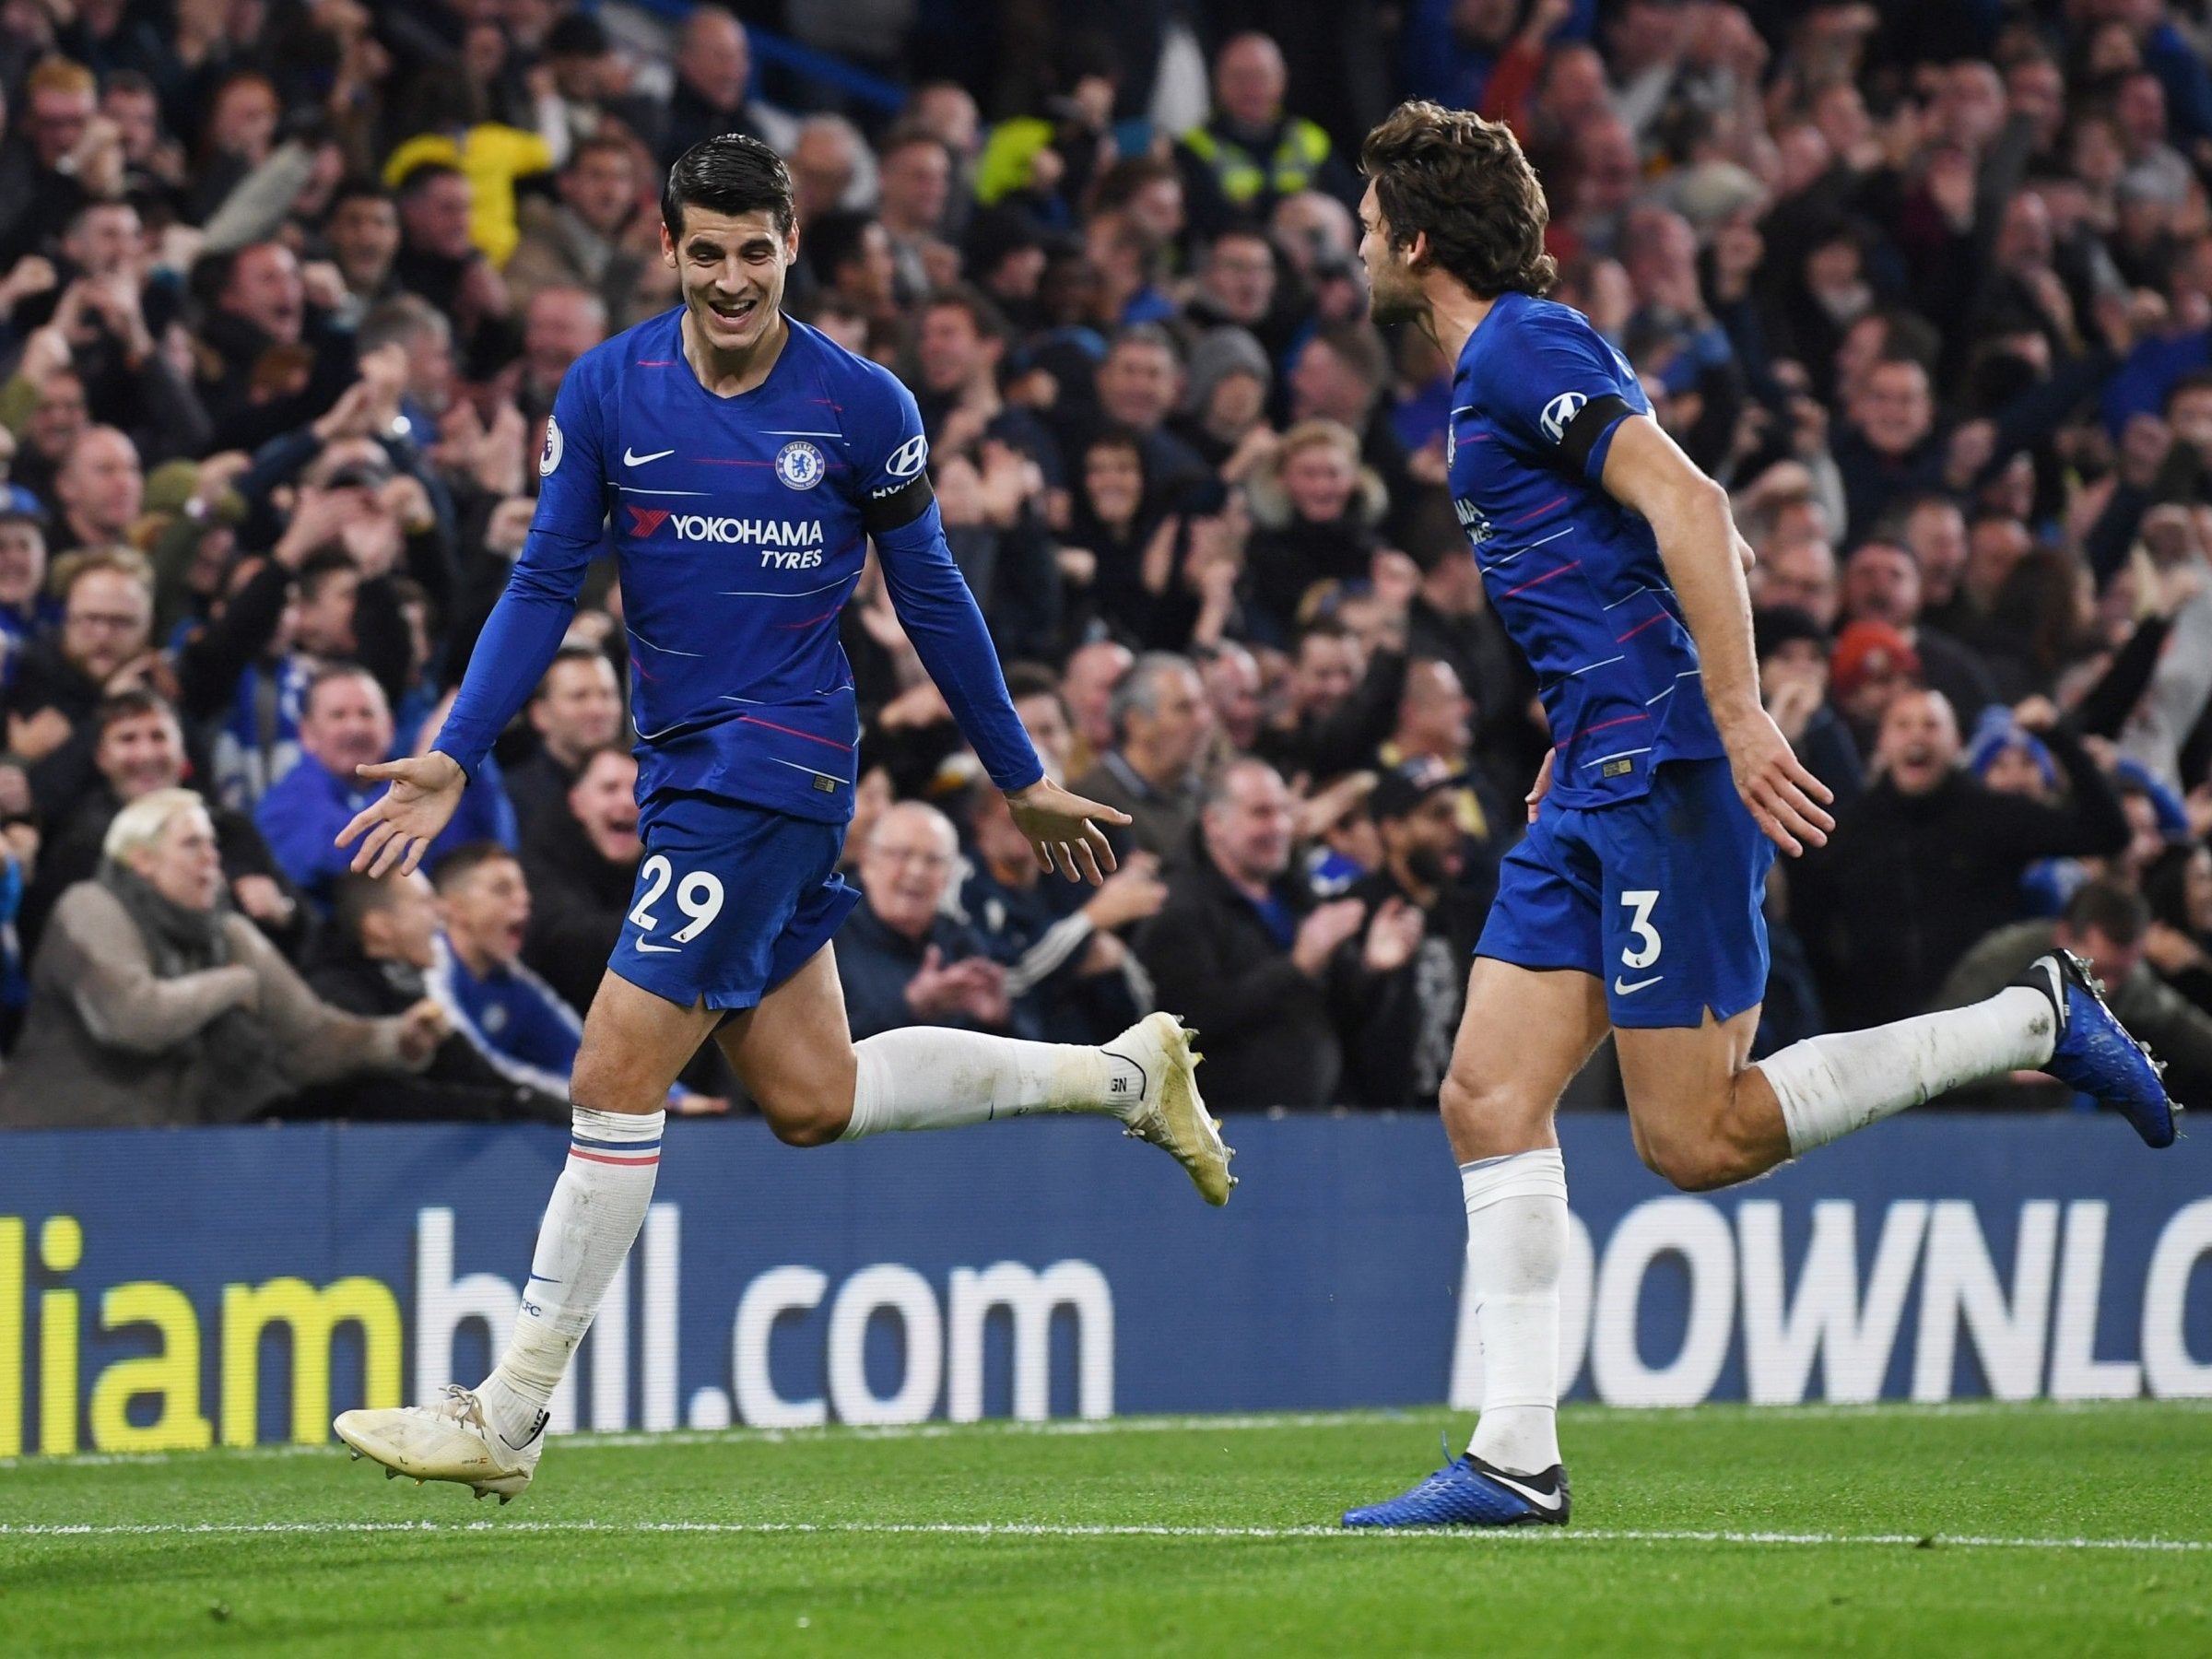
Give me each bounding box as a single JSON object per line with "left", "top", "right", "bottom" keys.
{"left": 1342, "top": 1438, "right": 1570, "bottom": 1528}
{"left": 2018, "top": 950, "right": 2179, "bottom": 1148}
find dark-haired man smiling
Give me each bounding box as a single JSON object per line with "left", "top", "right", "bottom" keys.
{"left": 332, "top": 134, "right": 1232, "bottom": 1503}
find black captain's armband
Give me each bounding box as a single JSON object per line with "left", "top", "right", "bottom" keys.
{"left": 861, "top": 472, "right": 935, "bottom": 534}
{"left": 1559, "top": 393, "right": 1636, "bottom": 476}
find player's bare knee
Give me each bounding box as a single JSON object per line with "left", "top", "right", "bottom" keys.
{"left": 1639, "top": 1115, "right": 1763, "bottom": 1192}
{"left": 758, "top": 1084, "right": 851, "bottom": 1147}
{"left": 1441, "top": 1067, "right": 1545, "bottom": 1144}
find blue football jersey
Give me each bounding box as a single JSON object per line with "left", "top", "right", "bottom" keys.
{"left": 438, "top": 311, "right": 1041, "bottom": 824}
{"left": 1447, "top": 291, "right": 1724, "bottom": 808}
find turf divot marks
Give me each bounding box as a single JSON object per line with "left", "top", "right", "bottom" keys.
{"left": 4, "top": 1521, "right": 2208, "bottom": 1554}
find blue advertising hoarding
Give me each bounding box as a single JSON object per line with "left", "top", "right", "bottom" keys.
{"left": 0, "top": 1112, "right": 2207, "bottom": 1456}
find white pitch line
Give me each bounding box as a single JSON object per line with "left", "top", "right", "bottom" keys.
{"left": 7, "top": 1399, "right": 2210, "bottom": 1471}
{"left": 1, "top": 1521, "right": 2207, "bottom": 1554}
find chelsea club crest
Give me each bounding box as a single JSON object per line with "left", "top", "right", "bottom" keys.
{"left": 774, "top": 440, "right": 826, "bottom": 490}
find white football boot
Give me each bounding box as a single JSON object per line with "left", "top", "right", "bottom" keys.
{"left": 335, "top": 1385, "right": 543, "bottom": 1504}
{"left": 1106, "top": 1012, "right": 1236, "bottom": 1206}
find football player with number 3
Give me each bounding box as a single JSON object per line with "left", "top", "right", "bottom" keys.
{"left": 1339, "top": 104, "right": 2178, "bottom": 1530}
{"left": 331, "top": 136, "right": 1231, "bottom": 1502}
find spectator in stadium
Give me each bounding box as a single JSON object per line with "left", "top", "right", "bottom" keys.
{"left": 255, "top": 664, "right": 513, "bottom": 910}
{"left": 1068, "top": 652, "right": 1214, "bottom": 862}
{"left": 1241, "top": 418, "right": 1385, "bottom": 643}
{"left": 1058, "top": 640, "right": 1132, "bottom": 781}
{"left": 191, "top": 241, "right": 355, "bottom": 453}
{"left": 1175, "top": 33, "right": 1358, "bottom": 241}
{"left": 1183, "top": 227, "right": 1284, "bottom": 351}
{"left": 1406, "top": 529, "right": 1543, "bottom": 786}
{"left": 29, "top": 233, "right": 211, "bottom": 466}
{"left": 1756, "top": 606, "right": 1861, "bottom": 807}
{"left": 5, "top": 549, "right": 155, "bottom": 819}
{"left": 1833, "top": 358, "right": 1946, "bottom": 543}
{"left": 1376, "top": 656, "right": 1510, "bottom": 910}
{"left": 391, "top": 162, "right": 512, "bottom": 357}
{"left": 0, "top": 512, "right": 55, "bottom": 676}
{"left": 1004, "top": 663, "right": 1075, "bottom": 782}
{"left": 502, "top": 642, "right": 624, "bottom": 839}
{"left": 1749, "top": 536, "right": 1840, "bottom": 629}
{"left": 1900, "top": 493, "right": 1976, "bottom": 638}
{"left": 10, "top": 370, "right": 92, "bottom": 516}
{"left": 426, "top": 840, "right": 721, "bottom": 1113}
{"left": 1087, "top": 324, "right": 1208, "bottom": 501}
{"left": 1838, "top": 535, "right": 2000, "bottom": 730}
{"left": 20, "top": 688, "right": 301, "bottom": 960}
{"left": 1337, "top": 758, "right": 1480, "bottom": 1109}
{"left": 1286, "top": 323, "right": 1413, "bottom": 522}
{"left": 504, "top": 135, "right": 651, "bottom": 326}
{"left": 518, "top": 745, "right": 641, "bottom": 1018}
{"left": 802, "top": 209, "right": 900, "bottom": 337}
{"left": 52, "top": 426, "right": 143, "bottom": 554}
{"left": 0, "top": 788, "right": 441, "bottom": 1128}
{"left": 1938, "top": 879, "right": 2212, "bottom": 1111}
{"left": 321, "top": 180, "right": 404, "bottom": 321}
{"left": 1198, "top": 641, "right": 1265, "bottom": 757}
{"left": 959, "top": 783, "right": 1159, "bottom": 1044}
{"left": 654, "top": 6, "right": 796, "bottom": 167}
{"left": 2145, "top": 842, "right": 2212, "bottom": 1015}
{"left": 1793, "top": 690, "right": 2133, "bottom": 1033}
{"left": 840, "top": 800, "right": 1011, "bottom": 1041}
{"left": 303, "top": 868, "right": 567, "bottom": 1123}
{"left": 876, "top": 128, "right": 954, "bottom": 305}
{"left": 0, "top": 0, "right": 2203, "bottom": 1127}
{"left": 1170, "top": 326, "right": 1275, "bottom": 478}
{"left": 1253, "top": 617, "right": 1397, "bottom": 782}
{"left": 0, "top": 58, "right": 110, "bottom": 266}
{"left": 1135, "top": 758, "right": 1387, "bottom": 1109}
{"left": 501, "top": 286, "right": 608, "bottom": 428}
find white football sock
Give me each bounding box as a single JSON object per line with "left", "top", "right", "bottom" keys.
{"left": 1758, "top": 986, "right": 2056, "bottom": 1156}
{"left": 479, "top": 1106, "right": 664, "bottom": 1448}
{"left": 841, "top": 1028, "right": 1144, "bottom": 1140}
{"left": 1463, "top": 1147, "right": 1568, "bottom": 1476}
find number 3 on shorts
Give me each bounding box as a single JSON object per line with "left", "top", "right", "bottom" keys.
{"left": 629, "top": 854, "right": 727, "bottom": 945}
{"left": 1618, "top": 889, "right": 1662, "bottom": 970}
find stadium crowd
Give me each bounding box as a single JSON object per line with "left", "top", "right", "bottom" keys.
{"left": 0, "top": 0, "right": 2209, "bottom": 1128}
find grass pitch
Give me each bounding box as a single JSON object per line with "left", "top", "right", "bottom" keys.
{"left": 3, "top": 1403, "right": 2209, "bottom": 1656}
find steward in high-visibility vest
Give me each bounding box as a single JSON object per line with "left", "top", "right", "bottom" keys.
{"left": 1179, "top": 114, "right": 1335, "bottom": 214}
{"left": 1173, "top": 108, "right": 1360, "bottom": 240}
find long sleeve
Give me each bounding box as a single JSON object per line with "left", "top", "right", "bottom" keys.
{"left": 231, "top": 918, "right": 412, "bottom": 1084}
{"left": 435, "top": 359, "right": 608, "bottom": 778}
{"left": 47, "top": 884, "right": 257, "bottom": 1053}
{"left": 1135, "top": 897, "right": 1313, "bottom": 1038}
{"left": 873, "top": 498, "right": 1043, "bottom": 793}
{"left": 1978, "top": 726, "right": 2130, "bottom": 861}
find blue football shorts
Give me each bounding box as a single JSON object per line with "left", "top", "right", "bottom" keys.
{"left": 1475, "top": 756, "right": 1776, "bottom": 1029}
{"left": 609, "top": 791, "right": 861, "bottom": 1012}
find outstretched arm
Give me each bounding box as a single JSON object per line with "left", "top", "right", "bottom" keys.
{"left": 1598, "top": 413, "right": 1834, "bottom": 855}
{"left": 872, "top": 490, "right": 1130, "bottom": 882}
{"left": 342, "top": 365, "right": 610, "bottom": 873}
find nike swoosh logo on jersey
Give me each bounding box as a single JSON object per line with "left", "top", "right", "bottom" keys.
{"left": 1614, "top": 974, "right": 1663, "bottom": 994}
{"left": 623, "top": 447, "right": 676, "bottom": 465}
{"left": 1482, "top": 1468, "right": 1565, "bottom": 1514}
{"left": 635, "top": 940, "right": 681, "bottom": 954}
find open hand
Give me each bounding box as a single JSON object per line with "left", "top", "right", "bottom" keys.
{"left": 338, "top": 750, "right": 467, "bottom": 877}
{"left": 1722, "top": 708, "right": 1835, "bottom": 856}
{"left": 1005, "top": 777, "right": 1131, "bottom": 884}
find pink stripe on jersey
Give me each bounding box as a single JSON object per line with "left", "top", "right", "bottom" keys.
{"left": 738, "top": 714, "right": 854, "bottom": 750}
{"left": 1502, "top": 559, "right": 1583, "bottom": 599}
